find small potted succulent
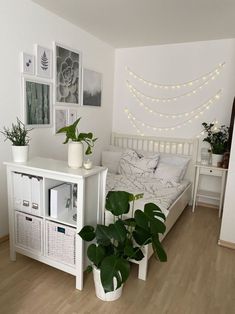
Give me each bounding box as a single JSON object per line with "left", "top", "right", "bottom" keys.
{"left": 57, "top": 117, "right": 97, "bottom": 169}
{"left": 0, "top": 118, "right": 32, "bottom": 162}
{"left": 79, "top": 191, "right": 167, "bottom": 301}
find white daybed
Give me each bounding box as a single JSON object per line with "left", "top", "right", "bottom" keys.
{"left": 102, "top": 132, "right": 198, "bottom": 281}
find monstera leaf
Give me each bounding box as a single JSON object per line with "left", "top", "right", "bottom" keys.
{"left": 87, "top": 244, "right": 105, "bottom": 268}
{"left": 105, "top": 191, "right": 131, "bottom": 216}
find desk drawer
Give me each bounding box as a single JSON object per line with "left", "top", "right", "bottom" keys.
{"left": 199, "top": 167, "right": 222, "bottom": 177}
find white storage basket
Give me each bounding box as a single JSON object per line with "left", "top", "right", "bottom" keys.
{"left": 46, "top": 220, "right": 76, "bottom": 267}
{"left": 15, "top": 211, "right": 43, "bottom": 255}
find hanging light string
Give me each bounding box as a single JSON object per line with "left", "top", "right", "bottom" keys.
{"left": 124, "top": 90, "right": 222, "bottom": 132}
{"left": 125, "top": 62, "right": 225, "bottom": 90}
{"left": 126, "top": 67, "right": 221, "bottom": 102}
{"left": 127, "top": 87, "right": 222, "bottom": 119}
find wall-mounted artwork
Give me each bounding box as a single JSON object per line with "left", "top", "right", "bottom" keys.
{"left": 36, "top": 45, "right": 52, "bottom": 78}
{"left": 68, "top": 108, "right": 77, "bottom": 124}
{"left": 83, "top": 69, "right": 102, "bottom": 107}
{"left": 54, "top": 42, "right": 81, "bottom": 106}
{"left": 54, "top": 108, "right": 67, "bottom": 133}
{"left": 22, "top": 52, "right": 35, "bottom": 75}
{"left": 23, "top": 78, "right": 52, "bottom": 127}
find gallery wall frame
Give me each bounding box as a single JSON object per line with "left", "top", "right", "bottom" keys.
{"left": 36, "top": 45, "right": 52, "bottom": 79}
{"left": 22, "top": 52, "right": 35, "bottom": 75}
{"left": 54, "top": 108, "right": 68, "bottom": 134}
{"left": 53, "top": 42, "right": 82, "bottom": 106}
{"left": 23, "top": 77, "right": 52, "bottom": 128}
{"left": 82, "top": 68, "right": 102, "bottom": 107}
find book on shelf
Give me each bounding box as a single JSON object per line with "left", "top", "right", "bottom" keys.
{"left": 49, "top": 183, "right": 72, "bottom": 219}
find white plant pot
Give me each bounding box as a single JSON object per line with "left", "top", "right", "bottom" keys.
{"left": 93, "top": 266, "right": 123, "bottom": 301}
{"left": 68, "top": 142, "right": 84, "bottom": 169}
{"left": 211, "top": 153, "right": 223, "bottom": 167}
{"left": 12, "top": 145, "right": 29, "bottom": 163}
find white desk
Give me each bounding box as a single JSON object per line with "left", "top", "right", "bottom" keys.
{"left": 192, "top": 163, "right": 228, "bottom": 217}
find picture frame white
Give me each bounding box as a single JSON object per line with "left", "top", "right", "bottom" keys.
{"left": 22, "top": 52, "right": 35, "bottom": 75}
{"left": 68, "top": 108, "right": 77, "bottom": 124}
{"left": 54, "top": 42, "right": 82, "bottom": 106}
{"left": 23, "top": 77, "right": 52, "bottom": 128}
{"left": 36, "top": 45, "right": 52, "bottom": 79}
{"left": 54, "top": 108, "right": 68, "bottom": 134}
{"left": 82, "top": 68, "right": 102, "bottom": 107}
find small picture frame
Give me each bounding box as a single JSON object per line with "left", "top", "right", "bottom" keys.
{"left": 36, "top": 45, "right": 52, "bottom": 79}
{"left": 83, "top": 68, "right": 102, "bottom": 107}
{"left": 23, "top": 77, "right": 52, "bottom": 127}
{"left": 54, "top": 108, "right": 68, "bottom": 134}
{"left": 68, "top": 108, "right": 77, "bottom": 124}
{"left": 22, "top": 52, "right": 35, "bottom": 75}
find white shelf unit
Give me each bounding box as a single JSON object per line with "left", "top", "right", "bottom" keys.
{"left": 5, "top": 157, "right": 107, "bottom": 290}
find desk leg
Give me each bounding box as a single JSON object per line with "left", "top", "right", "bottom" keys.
{"left": 192, "top": 168, "right": 199, "bottom": 212}
{"left": 219, "top": 172, "right": 227, "bottom": 218}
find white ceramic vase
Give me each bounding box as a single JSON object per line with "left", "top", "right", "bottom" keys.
{"left": 211, "top": 153, "right": 223, "bottom": 167}
{"left": 12, "top": 145, "right": 29, "bottom": 162}
{"left": 93, "top": 266, "right": 123, "bottom": 301}
{"left": 68, "top": 142, "right": 84, "bottom": 168}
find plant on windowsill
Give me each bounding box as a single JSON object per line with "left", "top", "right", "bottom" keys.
{"left": 0, "top": 118, "right": 32, "bottom": 162}
{"left": 202, "top": 122, "right": 229, "bottom": 166}
{"left": 78, "top": 190, "right": 167, "bottom": 301}
{"left": 57, "top": 117, "right": 97, "bottom": 169}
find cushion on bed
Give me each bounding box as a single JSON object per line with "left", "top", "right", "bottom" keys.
{"left": 158, "top": 154, "right": 191, "bottom": 180}
{"left": 153, "top": 162, "right": 184, "bottom": 183}
{"left": 101, "top": 151, "right": 122, "bottom": 173}
{"left": 118, "top": 149, "right": 160, "bottom": 177}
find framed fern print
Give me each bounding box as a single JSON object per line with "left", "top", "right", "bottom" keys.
{"left": 36, "top": 45, "right": 52, "bottom": 79}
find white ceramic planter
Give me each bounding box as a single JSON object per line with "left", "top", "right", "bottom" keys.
{"left": 68, "top": 142, "right": 84, "bottom": 168}
{"left": 211, "top": 153, "right": 223, "bottom": 167}
{"left": 93, "top": 267, "right": 123, "bottom": 301}
{"left": 12, "top": 145, "right": 29, "bottom": 162}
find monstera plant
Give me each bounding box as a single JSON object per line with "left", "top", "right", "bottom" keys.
{"left": 79, "top": 190, "right": 167, "bottom": 300}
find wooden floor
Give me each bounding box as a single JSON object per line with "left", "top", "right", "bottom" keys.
{"left": 1, "top": 206, "right": 235, "bottom": 314}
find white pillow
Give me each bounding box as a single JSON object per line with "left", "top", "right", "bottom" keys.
{"left": 154, "top": 162, "right": 183, "bottom": 183}
{"left": 101, "top": 151, "right": 122, "bottom": 173}
{"left": 158, "top": 154, "right": 191, "bottom": 180}
{"left": 118, "top": 149, "right": 159, "bottom": 177}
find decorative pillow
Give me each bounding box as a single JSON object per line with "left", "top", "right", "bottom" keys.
{"left": 118, "top": 149, "right": 159, "bottom": 177}
{"left": 101, "top": 151, "right": 122, "bottom": 173}
{"left": 158, "top": 154, "right": 191, "bottom": 180}
{"left": 154, "top": 162, "right": 183, "bottom": 183}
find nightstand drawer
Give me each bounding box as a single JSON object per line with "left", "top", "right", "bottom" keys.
{"left": 199, "top": 167, "right": 222, "bottom": 177}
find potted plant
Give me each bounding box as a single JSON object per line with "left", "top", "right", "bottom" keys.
{"left": 202, "top": 122, "right": 229, "bottom": 166}
{"left": 57, "top": 117, "right": 97, "bottom": 169}
{"left": 0, "top": 118, "right": 32, "bottom": 162}
{"left": 79, "top": 190, "right": 167, "bottom": 301}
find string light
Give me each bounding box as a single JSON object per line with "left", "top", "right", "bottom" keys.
{"left": 125, "top": 62, "right": 225, "bottom": 89}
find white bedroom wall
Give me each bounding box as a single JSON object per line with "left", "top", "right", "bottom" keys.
{"left": 0, "top": 0, "right": 114, "bottom": 237}
{"left": 113, "top": 39, "right": 235, "bottom": 205}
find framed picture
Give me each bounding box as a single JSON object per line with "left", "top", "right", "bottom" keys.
{"left": 22, "top": 52, "right": 35, "bottom": 75}
{"left": 68, "top": 108, "right": 77, "bottom": 124}
{"left": 36, "top": 45, "right": 52, "bottom": 78}
{"left": 54, "top": 42, "right": 82, "bottom": 106}
{"left": 83, "top": 68, "right": 102, "bottom": 107}
{"left": 23, "top": 78, "right": 52, "bottom": 127}
{"left": 54, "top": 108, "right": 68, "bottom": 133}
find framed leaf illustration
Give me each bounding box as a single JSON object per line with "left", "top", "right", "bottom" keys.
{"left": 36, "top": 45, "right": 52, "bottom": 79}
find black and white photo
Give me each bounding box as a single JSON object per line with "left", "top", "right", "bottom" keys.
{"left": 83, "top": 69, "right": 102, "bottom": 107}
{"left": 36, "top": 45, "right": 52, "bottom": 78}
{"left": 23, "top": 78, "right": 52, "bottom": 127}
{"left": 22, "top": 52, "right": 35, "bottom": 75}
{"left": 55, "top": 108, "right": 67, "bottom": 133}
{"left": 54, "top": 42, "right": 81, "bottom": 105}
{"left": 68, "top": 108, "right": 77, "bottom": 124}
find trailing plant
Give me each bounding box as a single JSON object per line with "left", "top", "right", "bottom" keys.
{"left": 79, "top": 190, "right": 167, "bottom": 293}
{"left": 202, "top": 122, "right": 229, "bottom": 154}
{"left": 0, "top": 118, "right": 32, "bottom": 146}
{"left": 57, "top": 117, "right": 97, "bottom": 155}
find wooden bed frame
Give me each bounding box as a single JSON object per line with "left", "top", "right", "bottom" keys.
{"left": 110, "top": 132, "right": 198, "bottom": 280}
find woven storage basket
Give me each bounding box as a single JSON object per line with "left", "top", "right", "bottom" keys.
{"left": 46, "top": 220, "right": 76, "bottom": 266}
{"left": 15, "top": 211, "right": 43, "bottom": 254}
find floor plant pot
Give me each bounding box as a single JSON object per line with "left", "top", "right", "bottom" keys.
{"left": 211, "top": 153, "right": 223, "bottom": 167}
{"left": 12, "top": 145, "right": 29, "bottom": 162}
{"left": 68, "top": 142, "right": 84, "bottom": 168}
{"left": 93, "top": 266, "right": 123, "bottom": 301}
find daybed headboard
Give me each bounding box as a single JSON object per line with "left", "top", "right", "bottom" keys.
{"left": 111, "top": 132, "right": 198, "bottom": 183}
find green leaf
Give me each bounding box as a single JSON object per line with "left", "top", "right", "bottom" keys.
{"left": 124, "top": 243, "right": 144, "bottom": 261}
{"left": 87, "top": 244, "right": 105, "bottom": 267}
{"left": 152, "top": 234, "right": 167, "bottom": 262}
{"left": 133, "top": 226, "right": 152, "bottom": 246}
{"left": 96, "top": 225, "right": 111, "bottom": 246}
{"left": 108, "top": 220, "right": 127, "bottom": 243}
{"left": 123, "top": 218, "right": 136, "bottom": 227}
{"left": 78, "top": 225, "right": 95, "bottom": 241}
{"left": 106, "top": 191, "right": 131, "bottom": 216}
{"left": 100, "top": 255, "right": 130, "bottom": 292}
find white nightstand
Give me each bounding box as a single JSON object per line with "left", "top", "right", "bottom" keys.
{"left": 192, "top": 163, "right": 228, "bottom": 217}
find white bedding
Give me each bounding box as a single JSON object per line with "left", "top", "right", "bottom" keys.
{"left": 106, "top": 172, "right": 190, "bottom": 216}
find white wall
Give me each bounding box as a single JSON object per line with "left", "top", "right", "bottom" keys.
{"left": 0, "top": 0, "right": 114, "bottom": 237}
